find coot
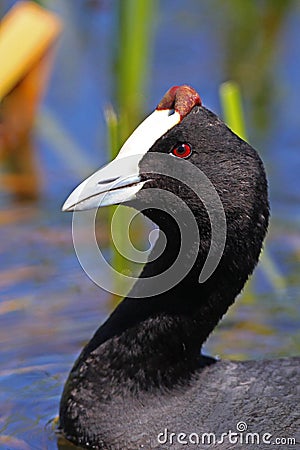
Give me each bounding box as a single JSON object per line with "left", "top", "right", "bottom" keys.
{"left": 60, "top": 86, "right": 299, "bottom": 450}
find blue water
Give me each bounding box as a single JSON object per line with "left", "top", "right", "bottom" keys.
{"left": 0, "top": 1, "right": 299, "bottom": 449}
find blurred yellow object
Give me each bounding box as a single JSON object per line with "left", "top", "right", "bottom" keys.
{"left": 0, "top": 1, "right": 62, "bottom": 100}
{"left": 0, "top": 1, "right": 62, "bottom": 200}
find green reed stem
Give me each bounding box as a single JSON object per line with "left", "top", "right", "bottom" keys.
{"left": 107, "top": 0, "right": 156, "bottom": 304}
{"left": 220, "top": 81, "right": 247, "bottom": 140}
{"left": 220, "top": 81, "right": 286, "bottom": 294}
{"left": 116, "top": 0, "right": 155, "bottom": 138}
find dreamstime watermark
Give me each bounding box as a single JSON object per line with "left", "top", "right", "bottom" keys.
{"left": 157, "top": 421, "right": 297, "bottom": 446}
{"left": 71, "top": 153, "right": 227, "bottom": 297}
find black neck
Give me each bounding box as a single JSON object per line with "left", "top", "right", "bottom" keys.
{"left": 75, "top": 210, "right": 246, "bottom": 388}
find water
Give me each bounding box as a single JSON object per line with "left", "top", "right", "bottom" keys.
{"left": 0, "top": 1, "right": 299, "bottom": 448}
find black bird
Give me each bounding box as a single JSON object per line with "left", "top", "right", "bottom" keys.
{"left": 59, "top": 86, "right": 299, "bottom": 449}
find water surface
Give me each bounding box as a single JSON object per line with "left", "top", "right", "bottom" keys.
{"left": 0, "top": 1, "right": 299, "bottom": 448}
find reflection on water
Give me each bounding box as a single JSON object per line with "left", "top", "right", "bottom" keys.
{"left": 0, "top": 1, "right": 299, "bottom": 449}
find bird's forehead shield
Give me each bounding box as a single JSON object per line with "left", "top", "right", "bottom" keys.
{"left": 62, "top": 85, "right": 201, "bottom": 212}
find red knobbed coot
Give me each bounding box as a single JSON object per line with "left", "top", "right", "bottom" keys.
{"left": 59, "top": 86, "right": 299, "bottom": 450}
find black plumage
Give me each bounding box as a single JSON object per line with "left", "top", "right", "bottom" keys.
{"left": 59, "top": 96, "right": 299, "bottom": 450}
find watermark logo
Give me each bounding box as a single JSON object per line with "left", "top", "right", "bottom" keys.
{"left": 71, "top": 153, "right": 227, "bottom": 297}
{"left": 236, "top": 421, "right": 247, "bottom": 432}
{"left": 157, "top": 421, "right": 297, "bottom": 446}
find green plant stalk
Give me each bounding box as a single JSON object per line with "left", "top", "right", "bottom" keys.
{"left": 220, "top": 81, "right": 285, "bottom": 295}
{"left": 117, "top": 0, "right": 155, "bottom": 139}
{"left": 105, "top": 105, "right": 119, "bottom": 159}
{"left": 259, "top": 247, "right": 286, "bottom": 290}
{"left": 105, "top": 105, "right": 123, "bottom": 303}
{"left": 220, "top": 81, "right": 254, "bottom": 302}
{"left": 220, "top": 81, "right": 247, "bottom": 140}
{"left": 32, "top": 0, "right": 47, "bottom": 6}
{"left": 108, "top": 0, "right": 156, "bottom": 304}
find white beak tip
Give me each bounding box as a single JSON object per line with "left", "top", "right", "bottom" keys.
{"left": 61, "top": 202, "right": 73, "bottom": 212}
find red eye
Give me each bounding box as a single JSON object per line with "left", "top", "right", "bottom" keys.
{"left": 172, "top": 143, "right": 192, "bottom": 158}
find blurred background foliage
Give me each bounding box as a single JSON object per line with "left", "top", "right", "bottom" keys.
{"left": 0, "top": 1, "right": 299, "bottom": 448}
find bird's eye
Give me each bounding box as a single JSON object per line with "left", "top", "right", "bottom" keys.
{"left": 171, "top": 143, "right": 192, "bottom": 159}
